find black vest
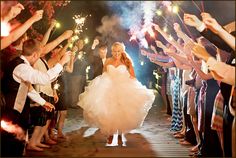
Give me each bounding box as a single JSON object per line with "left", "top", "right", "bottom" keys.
{"left": 1, "top": 57, "right": 30, "bottom": 130}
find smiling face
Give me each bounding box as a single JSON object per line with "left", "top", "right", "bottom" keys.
{"left": 111, "top": 43, "right": 124, "bottom": 60}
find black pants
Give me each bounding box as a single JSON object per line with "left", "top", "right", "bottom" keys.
{"left": 223, "top": 105, "right": 234, "bottom": 157}
{"left": 183, "top": 92, "right": 197, "bottom": 145}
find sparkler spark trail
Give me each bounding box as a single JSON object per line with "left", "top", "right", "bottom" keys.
{"left": 1, "top": 120, "right": 25, "bottom": 141}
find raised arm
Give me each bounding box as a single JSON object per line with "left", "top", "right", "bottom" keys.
{"left": 41, "top": 30, "right": 73, "bottom": 56}
{"left": 65, "top": 46, "right": 78, "bottom": 73}
{"left": 153, "top": 24, "right": 184, "bottom": 53}
{"left": 184, "top": 13, "right": 234, "bottom": 52}
{"left": 1, "top": 10, "right": 43, "bottom": 50}
{"left": 186, "top": 53, "right": 212, "bottom": 80}
{"left": 47, "top": 38, "right": 72, "bottom": 68}
{"left": 173, "top": 23, "right": 195, "bottom": 44}
{"left": 202, "top": 16, "right": 235, "bottom": 50}
{"left": 149, "top": 57, "right": 175, "bottom": 68}
{"left": 41, "top": 19, "right": 56, "bottom": 46}
{"left": 1, "top": 3, "right": 24, "bottom": 23}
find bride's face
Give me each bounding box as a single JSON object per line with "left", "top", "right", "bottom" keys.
{"left": 112, "top": 46, "right": 122, "bottom": 60}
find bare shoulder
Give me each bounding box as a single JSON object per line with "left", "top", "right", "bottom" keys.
{"left": 104, "top": 58, "right": 113, "bottom": 65}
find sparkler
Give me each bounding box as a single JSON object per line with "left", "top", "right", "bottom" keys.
{"left": 192, "top": 0, "right": 202, "bottom": 13}
{"left": 1, "top": 120, "right": 25, "bottom": 141}
{"left": 72, "top": 14, "right": 87, "bottom": 35}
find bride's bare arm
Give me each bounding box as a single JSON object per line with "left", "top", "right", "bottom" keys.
{"left": 129, "top": 64, "right": 136, "bottom": 79}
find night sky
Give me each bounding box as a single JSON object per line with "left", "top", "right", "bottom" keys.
{"left": 49, "top": 1, "right": 235, "bottom": 87}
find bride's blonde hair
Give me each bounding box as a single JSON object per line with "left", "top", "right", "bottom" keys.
{"left": 111, "top": 42, "right": 133, "bottom": 69}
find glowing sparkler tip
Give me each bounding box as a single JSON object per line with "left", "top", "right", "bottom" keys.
{"left": 172, "top": 5, "right": 179, "bottom": 14}
{"left": 84, "top": 38, "right": 89, "bottom": 44}
{"left": 140, "top": 61, "right": 144, "bottom": 66}
{"left": 69, "top": 43, "right": 73, "bottom": 48}
{"left": 156, "top": 10, "right": 162, "bottom": 16}
{"left": 163, "top": 27, "right": 168, "bottom": 32}
{"left": 55, "top": 22, "right": 61, "bottom": 28}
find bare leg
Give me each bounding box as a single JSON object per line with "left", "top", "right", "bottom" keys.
{"left": 57, "top": 110, "right": 67, "bottom": 138}
{"left": 27, "top": 126, "right": 44, "bottom": 151}
{"left": 190, "top": 115, "right": 201, "bottom": 152}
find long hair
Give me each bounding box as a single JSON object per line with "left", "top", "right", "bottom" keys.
{"left": 112, "top": 42, "right": 133, "bottom": 69}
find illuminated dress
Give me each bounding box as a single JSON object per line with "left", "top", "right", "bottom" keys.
{"left": 78, "top": 64, "right": 155, "bottom": 135}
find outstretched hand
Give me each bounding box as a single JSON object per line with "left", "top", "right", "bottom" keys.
{"left": 191, "top": 44, "right": 211, "bottom": 61}
{"left": 184, "top": 13, "right": 203, "bottom": 28}
{"left": 43, "top": 102, "right": 55, "bottom": 112}
{"left": 202, "top": 17, "right": 223, "bottom": 34}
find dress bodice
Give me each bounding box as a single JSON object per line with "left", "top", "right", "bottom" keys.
{"left": 106, "top": 65, "right": 130, "bottom": 78}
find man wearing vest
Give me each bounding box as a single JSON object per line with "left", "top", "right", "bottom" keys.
{"left": 1, "top": 39, "right": 71, "bottom": 156}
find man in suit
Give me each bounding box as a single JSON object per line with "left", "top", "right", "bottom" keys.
{"left": 88, "top": 38, "right": 108, "bottom": 80}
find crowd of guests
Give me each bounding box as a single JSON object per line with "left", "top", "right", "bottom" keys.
{"left": 0, "top": 1, "right": 108, "bottom": 156}
{"left": 141, "top": 11, "right": 235, "bottom": 157}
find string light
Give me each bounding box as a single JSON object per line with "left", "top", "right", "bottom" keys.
{"left": 172, "top": 5, "right": 179, "bottom": 14}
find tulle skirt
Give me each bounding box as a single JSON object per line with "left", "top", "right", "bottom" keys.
{"left": 78, "top": 72, "right": 155, "bottom": 135}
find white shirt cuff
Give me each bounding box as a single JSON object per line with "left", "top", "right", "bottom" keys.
{"left": 28, "top": 89, "right": 46, "bottom": 106}
{"left": 54, "top": 63, "right": 63, "bottom": 72}
{"left": 196, "top": 23, "right": 206, "bottom": 32}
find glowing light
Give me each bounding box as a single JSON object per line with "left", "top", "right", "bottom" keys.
{"left": 1, "top": 120, "right": 25, "bottom": 140}
{"left": 172, "top": 5, "right": 179, "bottom": 14}
{"left": 53, "top": 83, "right": 60, "bottom": 90}
{"left": 1, "top": 21, "right": 11, "bottom": 37}
{"left": 86, "top": 66, "right": 90, "bottom": 73}
{"left": 140, "top": 61, "right": 144, "bottom": 66}
{"left": 55, "top": 22, "right": 61, "bottom": 28}
{"left": 78, "top": 53, "right": 83, "bottom": 59}
{"left": 84, "top": 38, "right": 89, "bottom": 44}
{"left": 74, "top": 35, "right": 79, "bottom": 40}
{"left": 156, "top": 10, "right": 162, "bottom": 16}
{"left": 169, "top": 35, "right": 173, "bottom": 41}
{"left": 163, "top": 27, "right": 168, "bottom": 32}
{"left": 69, "top": 43, "right": 73, "bottom": 48}
{"left": 73, "top": 14, "right": 87, "bottom": 35}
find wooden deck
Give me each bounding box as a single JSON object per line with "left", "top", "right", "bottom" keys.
{"left": 25, "top": 95, "right": 193, "bottom": 157}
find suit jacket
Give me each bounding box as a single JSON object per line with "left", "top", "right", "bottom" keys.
{"left": 88, "top": 54, "right": 103, "bottom": 80}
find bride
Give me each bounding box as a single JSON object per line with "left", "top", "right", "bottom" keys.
{"left": 78, "top": 42, "right": 155, "bottom": 146}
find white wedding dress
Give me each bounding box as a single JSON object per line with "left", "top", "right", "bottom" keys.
{"left": 78, "top": 65, "right": 155, "bottom": 135}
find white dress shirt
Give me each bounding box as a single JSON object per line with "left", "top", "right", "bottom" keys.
{"left": 13, "top": 55, "right": 63, "bottom": 106}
